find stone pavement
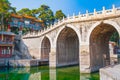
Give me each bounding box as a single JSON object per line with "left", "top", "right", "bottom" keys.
{"left": 100, "top": 64, "right": 120, "bottom": 80}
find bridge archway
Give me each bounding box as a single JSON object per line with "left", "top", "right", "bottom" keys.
{"left": 89, "top": 21, "right": 120, "bottom": 71}
{"left": 41, "top": 37, "right": 51, "bottom": 61}
{"left": 56, "top": 26, "right": 79, "bottom": 66}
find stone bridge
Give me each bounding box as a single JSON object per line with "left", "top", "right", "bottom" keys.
{"left": 22, "top": 5, "right": 120, "bottom": 73}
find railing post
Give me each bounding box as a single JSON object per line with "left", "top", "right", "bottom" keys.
{"left": 67, "top": 14, "right": 69, "bottom": 19}
{"left": 53, "top": 22, "right": 55, "bottom": 27}
{"left": 41, "top": 29, "right": 43, "bottom": 33}
{"left": 112, "top": 4, "right": 116, "bottom": 14}
{"left": 86, "top": 10, "right": 89, "bottom": 17}
{"left": 94, "top": 9, "right": 96, "bottom": 16}
{"left": 73, "top": 13, "right": 75, "bottom": 19}
{"left": 62, "top": 16, "right": 64, "bottom": 21}
{"left": 50, "top": 24, "right": 53, "bottom": 28}
{"left": 44, "top": 28, "right": 45, "bottom": 32}
{"left": 79, "top": 12, "right": 81, "bottom": 18}
{"left": 102, "top": 6, "right": 106, "bottom": 15}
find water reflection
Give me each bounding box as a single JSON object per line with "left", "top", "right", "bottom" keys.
{"left": 29, "top": 72, "right": 41, "bottom": 80}
{"left": 0, "top": 66, "right": 99, "bottom": 80}
{"left": 80, "top": 73, "right": 99, "bottom": 80}
{"left": 50, "top": 69, "right": 56, "bottom": 80}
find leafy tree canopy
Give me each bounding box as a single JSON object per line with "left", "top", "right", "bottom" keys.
{"left": 55, "top": 10, "right": 66, "bottom": 21}
{"left": 38, "top": 5, "right": 54, "bottom": 26}
{"left": 0, "top": 0, "right": 16, "bottom": 31}
{"left": 17, "top": 8, "right": 31, "bottom": 16}
{"left": 0, "top": 0, "right": 10, "bottom": 13}
{"left": 17, "top": 5, "right": 66, "bottom": 27}
{"left": 110, "top": 32, "right": 119, "bottom": 43}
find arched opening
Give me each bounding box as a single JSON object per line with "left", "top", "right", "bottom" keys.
{"left": 41, "top": 37, "right": 51, "bottom": 61}
{"left": 90, "top": 23, "right": 119, "bottom": 71}
{"left": 56, "top": 27, "right": 79, "bottom": 66}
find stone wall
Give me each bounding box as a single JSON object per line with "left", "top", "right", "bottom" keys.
{"left": 22, "top": 37, "right": 40, "bottom": 59}
{"left": 14, "top": 35, "right": 32, "bottom": 59}
{"left": 9, "top": 59, "right": 38, "bottom": 67}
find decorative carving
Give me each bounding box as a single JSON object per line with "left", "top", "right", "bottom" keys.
{"left": 81, "top": 50, "right": 88, "bottom": 56}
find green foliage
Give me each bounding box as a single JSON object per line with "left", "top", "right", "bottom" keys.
{"left": 17, "top": 8, "right": 38, "bottom": 18}
{"left": 11, "top": 27, "right": 19, "bottom": 34}
{"left": 17, "top": 5, "right": 56, "bottom": 27}
{"left": 38, "top": 5, "right": 54, "bottom": 26}
{"left": 31, "top": 9, "right": 38, "bottom": 17}
{"left": 17, "top": 8, "right": 32, "bottom": 16}
{"left": 0, "top": 0, "right": 16, "bottom": 16}
{"left": 0, "top": 0, "right": 10, "bottom": 13}
{"left": 0, "top": 0, "right": 17, "bottom": 31}
{"left": 2, "top": 1, "right": 66, "bottom": 32}
{"left": 55, "top": 10, "right": 66, "bottom": 21}
{"left": 16, "top": 4, "right": 66, "bottom": 28}
{"left": 22, "top": 27, "right": 30, "bottom": 34}
{"left": 110, "top": 32, "right": 119, "bottom": 43}
{"left": 10, "top": 7, "right": 17, "bottom": 13}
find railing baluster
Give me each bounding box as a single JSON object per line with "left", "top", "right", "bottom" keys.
{"left": 23, "top": 5, "right": 120, "bottom": 38}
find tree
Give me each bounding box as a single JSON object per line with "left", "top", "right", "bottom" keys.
{"left": 0, "top": 0, "right": 14, "bottom": 31}
{"left": 0, "top": 0, "right": 10, "bottom": 13}
{"left": 17, "top": 8, "right": 39, "bottom": 18}
{"left": 31, "top": 9, "right": 38, "bottom": 17}
{"left": 17, "top": 8, "right": 32, "bottom": 16}
{"left": 55, "top": 10, "right": 66, "bottom": 21}
{"left": 110, "top": 32, "right": 119, "bottom": 43}
{"left": 38, "top": 5, "right": 54, "bottom": 27}
{"left": 10, "top": 7, "right": 16, "bottom": 13}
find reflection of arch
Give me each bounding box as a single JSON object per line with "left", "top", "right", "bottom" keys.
{"left": 41, "top": 36, "right": 51, "bottom": 60}
{"left": 56, "top": 25, "right": 80, "bottom": 66}
{"left": 87, "top": 20, "right": 120, "bottom": 43}
{"left": 88, "top": 20, "right": 120, "bottom": 72}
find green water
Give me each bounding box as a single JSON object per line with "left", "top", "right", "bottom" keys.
{"left": 0, "top": 66, "right": 99, "bottom": 80}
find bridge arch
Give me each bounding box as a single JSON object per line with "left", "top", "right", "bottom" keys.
{"left": 87, "top": 20, "right": 120, "bottom": 71}
{"left": 55, "top": 24, "right": 81, "bottom": 46}
{"left": 87, "top": 20, "right": 120, "bottom": 43}
{"left": 40, "top": 35, "right": 51, "bottom": 60}
{"left": 55, "top": 24, "right": 80, "bottom": 66}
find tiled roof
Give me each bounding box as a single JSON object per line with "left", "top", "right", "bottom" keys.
{"left": 22, "top": 15, "right": 36, "bottom": 20}
{"left": 11, "top": 14, "right": 22, "bottom": 19}
{"left": 33, "top": 19, "right": 43, "bottom": 23}
{"left": 10, "top": 14, "right": 44, "bottom": 23}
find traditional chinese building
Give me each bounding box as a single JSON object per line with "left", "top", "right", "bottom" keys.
{"left": 10, "top": 14, "right": 44, "bottom": 33}
{"left": 0, "top": 31, "right": 15, "bottom": 58}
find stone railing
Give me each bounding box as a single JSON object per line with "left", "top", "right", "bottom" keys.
{"left": 23, "top": 5, "right": 120, "bottom": 38}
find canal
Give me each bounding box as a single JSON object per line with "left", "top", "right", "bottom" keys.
{"left": 0, "top": 66, "right": 99, "bottom": 80}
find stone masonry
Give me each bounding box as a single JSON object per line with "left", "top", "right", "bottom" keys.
{"left": 23, "top": 5, "right": 120, "bottom": 73}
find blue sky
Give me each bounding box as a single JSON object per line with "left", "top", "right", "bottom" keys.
{"left": 9, "top": 0, "right": 120, "bottom": 16}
